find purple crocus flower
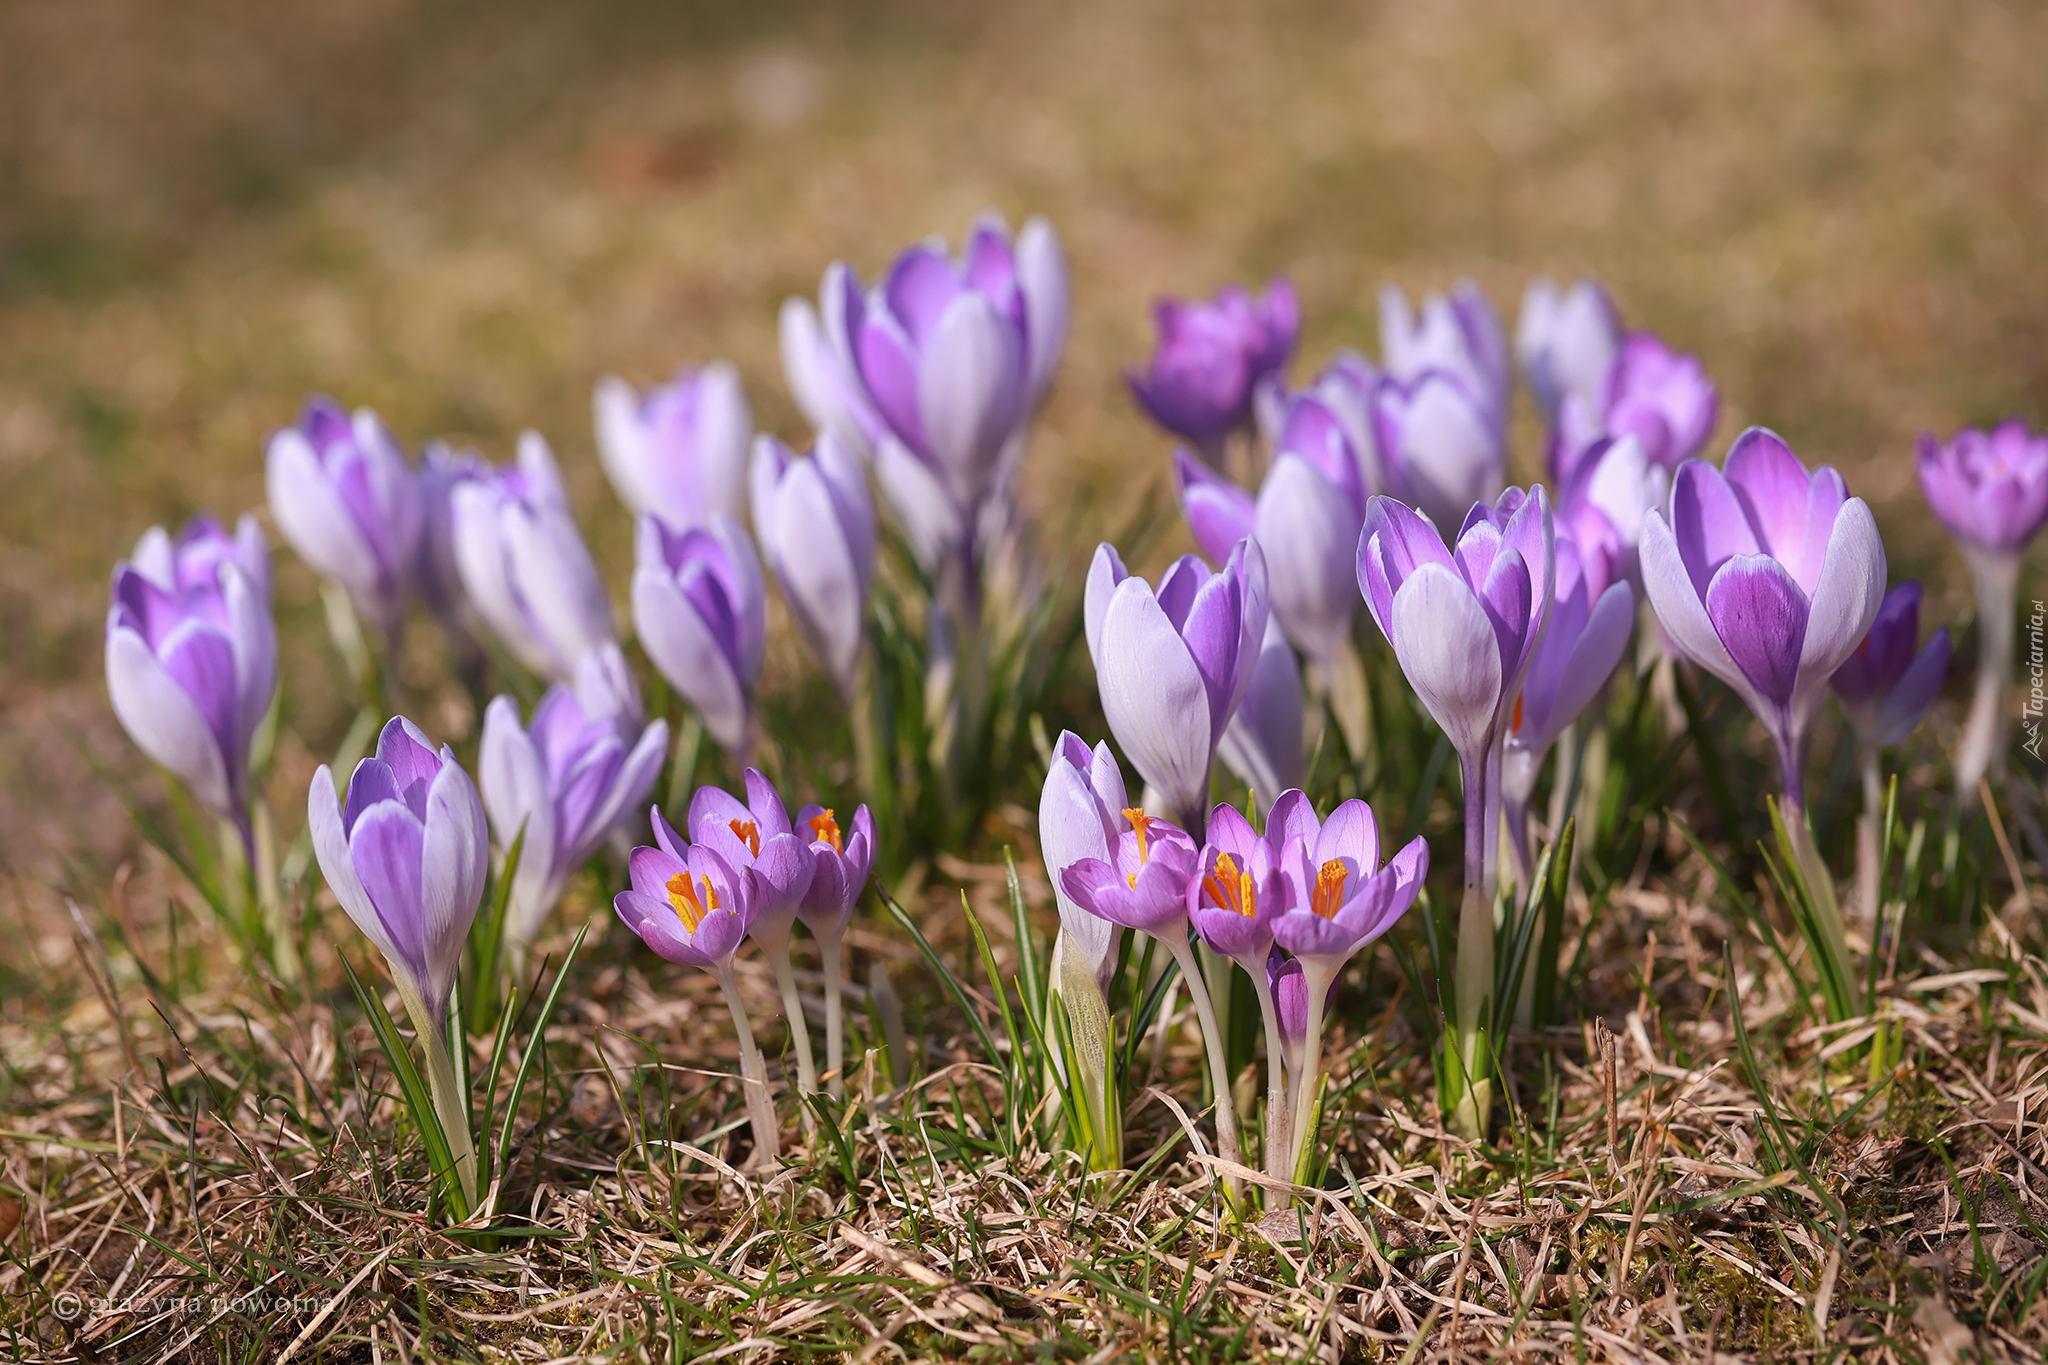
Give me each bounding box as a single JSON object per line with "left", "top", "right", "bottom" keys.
{"left": 1039, "top": 731, "right": 1131, "bottom": 994}
{"left": 1516, "top": 278, "right": 1622, "bottom": 423}
{"left": 416, "top": 442, "right": 490, "bottom": 652}
{"left": 1557, "top": 433, "right": 1664, "bottom": 591}
{"left": 450, "top": 433, "right": 616, "bottom": 682}
{"left": 1059, "top": 809, "right": 1200, "bottom": 935}
{"left": 1379, "top": 281, "right": 1509, "bottom": 426}
{"left": 1128, "top": 279, "right": 1299, "bottom": 455}
{"left": 614, "top": 806, "right": 779, "bottom": 1158}
{"left": 1831, "top": 583, "right": 1951, "bottom": 753}
{"left": 311, "top": 717, "right": 490, "bottom": 1028}
{"left": 593, "top": 362, "right": 752, "bottom": 530}
{"left": 1553, "top": 333, "right": 1719, "bottom": 480}
{"left": 1083, "top": 539, "right": 1270, "bottom": 838}
{"left": 793, "top": 800, "right": 875, "bottom": 1098}
{"left": 478, "top": 644, "right": 668, "bottom": 960}
{"left": 106, "top": 518, "right": 277, "bottom": 833}
{"left": 1268, "top": 949, "right": 1309, "bottom": 1074}
{"left": 1371, "top": 371, "right": 1508, "bottom": 535}
{"left": 1640, "top": 428, "right": 1886, "bottom": 811}
{"left": 1186, "top": 801, "right": 1285, "bottom": 971}
{"left": 781, "top": 264, "right": 888, "bottom": 464}
{"left": 1215, "top": 617, "right": 1306, "bottom": 813}
{"left": 266, "top": 396, "right": 424, "bottom": 640}
{"left": 831, "top": 215, "right": 1067, "bottom": 569}
{"left": 1500, "top": 530, "right": 1635, "bottom": 881}
{"left": 631, "top": 512, "right": 766, "bottom": 761}
{"left": 1917, "top": 420, "right": 2048, "bottom": 799}
{"left": 751, "top": 432, "right": 876, "bottom": 702}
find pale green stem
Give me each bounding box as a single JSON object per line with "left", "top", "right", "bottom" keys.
{"left": 396, "top": 985, "right": 478, "bottom": 1213}
{"left": 250, "top": 797, "right": 296, "bottom": 984}
{"left": 1285, "top": 958, "right": 1338, "bottom": 1181}
{"left": 817, "top": 921, "right": 847, "bottom": 1100}
{"left": 1779, "top": 791, "right": 1863, "bottom": 1020}
{"left": 1248, "top": 965, "right": 1291, "bottom": 1201}
{"left": 752, "top": 919, "right": 818, "bottom": 1100}
{"left": 1161, "top": 931, "right": 1242, "bottom": 1202}
{"left": 1449, "top": 745, "right": 1496, "bottom": 1139}
{"left": 713, "top": 963, "right": 780, "bottom": 1170}
{"left": 1323, "top": 635, "right": 1373, "bottom": 763}
{"left": 1855, "top": 745, "right": 1883, "bottom": 933}
{"left": 1958, "top": 546, "right": 2020, "bottom": 802}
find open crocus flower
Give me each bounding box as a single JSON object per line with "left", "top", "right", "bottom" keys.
{"left": 478, "top": 643, "right": 668, "bottom": 964}
{"left": 1553, "top": 333, "right": 1719, "bottom": 481}
{"left": 1267, "top": 794, "right": 1427, "bottom": 1175}
{"left": 632, "top": 512, "right": 767, "bottom": 761}
{"left": 614, "top": 808, "right": 779, "bottom": 1164}
{"left": 1641, "top": 428, "right": 1886, "bottom": 812}
{"left": 593, "top": 362, "right": 752, "bottom": 530}
{"left": 106, "top": 519, "right": 277, "bottom": 839}
{"left": 1215, "top": 617, "right": 1306, "bottom": 814}
{"left": 1371, "top": 371, "right": 1508, "bottom": 535}
{"left": 450, "top": 433, "right": 616, "bottom": 682}
{"left": 311, "top": 717, "right": 489, "bottom": 1204}
{"left": 1084, "top": 539, "right": 1270, "bottom": 839}
{"left": 1917, "top": 420, "right": 2048, "bottom": 799}
{"left": 1379, "top": 281, "right": 1509, "bottom": 427}
{"left": 1058, "top": 805, "right": 1243, "bottom": 1188}
{"left": 832, "top": 215, "right": 1066, "bottom": 571}
{"left": 689, "top": 771, "right": 821, "bottom": 1094}
{"left": 1832, "top": 583, "right": 1950, "bottom": 925}
{"left": 794, "top": 801, "right": 874, "bottom": 1097}
{"left": 1516, "top": 277, "right": 1621, "bottom": 423}
{"left": 266, "top": 396, "right": 423, "bottom": 642}
{"left": 1128, "top": 279, "right": 1299, "bottom": 456}
{"left": 1501, "top": 530, "right": 1635, "bottom": 884}
{"left": 750, "top": 432, "right": 876, "bottom": 702}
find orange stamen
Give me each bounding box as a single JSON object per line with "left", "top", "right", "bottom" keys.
{"left": 1311, "top": 860, "right": 1349, "bottom": 920}
{"left": 1123, "top": 808, "right": 1153, "bottom": 864}
{"left": 728, "top": 818, "right": 761, "bottom": 857}
{"left": 666, "top": 871, "right": 720, "bottom": 933}
{"left": 1202, "top": 852, "right": 1257, "bottom": 918}
{"left": 1512, "top": 691, "right": 1524, "bottom": 736}
{"left": 807, "top": 809, "right": 843, "bottom": 854}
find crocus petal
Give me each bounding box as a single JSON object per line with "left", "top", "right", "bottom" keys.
{"left": 1255, "top": 453, "right": 1360, "bottom": 664}
{"left": 1790, "top": 498, "right": 1886, "bottom": 731}
{"left": 1871, "top": 632, "right": 1951, "bottom": 749}
{"left": 106, "top": 624, "right": 235, "bottom": 814}
{"left": 420, "top": 752, "right": 489, "bottom": 1009}
{"left": 1083, "top": 542, "right": 1129, "bottom": 671}
{"left": 1640, "top": 507, "right": 1763, "bottom": 709}
{"left": 1704, "top": 555, "right": 1809, "bottom": 712}
{"left": 1388, "top": 562, "right": 1502, "bottom": 759}
{"left": 633, "top": 568, "right": 750, "bottom": 755}
{"left": 873, "top": 435, "right": 967, "bottom": 574}
{"left": 1098, "top": 579, "right": 1214, "bottom": 825}
{"left": 1172, "top": 449, "right": 1256, "bottom": 566}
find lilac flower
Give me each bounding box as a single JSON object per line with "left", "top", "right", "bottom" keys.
{"left": 1371, "top": 371, "right": 1508, "bottom": 535}
{"left": 1186, "top": 801, "right": 1286, "bottom": 971}
{"left": 750, "top": 432, "right": 876, "bottom": 701}
{"left": 478, "top": 644, "right": 668, "bottom": 960}
{"left": 1553, "top": 333, "right": 1719, "bottom": 480}
{"left": 266, "top": 397, "right": 423, "bottom": 640}
{"left": 1379, "top": 281, "right": 1509, "bottom": 426}
{"left": 450, "top": 434, "right": 616, "bottom": 681}
{"left": 1500, "top": 530, "right": 1636, "bottom": 881}
{"left": 614, "top": 806, "right": 779, "bottom": 1160}
{"left": 1039, "top": 731, "right": 1131, "bottom": 995}
{"left": 593, "top": 362, "right": 752, "bottom": 529}
{"left": 1831, "top": 583, "right": 1950, "bottom": 753}
{"left": 1268, "top": 950, "right": 1309, "bottom": 1076}
{"left": 1639, "top": 428, "right": 1886, "bottom": 811}
{"left": 793, "top": 801, "right": 875, "bottom": 1098}
{"left": 1084, "top": 539, "right": 1270, "bottom": 838}
{"left": 310, "top": 717, "right": 490, "bottom": 1201}
{"left": 416, "top": 442, "right": 489, "bottom": 650}
{"left": 106, "top": 517, "right": 276, "bottom": 832}
{"left": 1557, "top": 433, "right": 1664, "bottom": 590}
{"left": 632, "top": 512, "right": 766, "bottom": 761}
{"left": 1215, "top": 617, "right": 1306, "bottom": 813}
{"left": 1128, "top": 279, "right": 1299, "bottom": 454}
{"left": 689, "top": 771, "right": 822, "bottom": 1094}
{"left": 832, "top": 215, "right": 1067, "bottom": 568}
{"left": 1918, "top": 420, "right": 2048, "bottom": 799}
{"left": 1516, "top": 278, "right": 1621, "bottom": 423}
{"left": 780, "top": 264, "right": 887, "bottom": 464}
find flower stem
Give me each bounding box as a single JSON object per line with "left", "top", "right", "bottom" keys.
{"left": 1959, "top": 545, "right": 2020, "bottom": 802}
{"left": 1449, "top": 747, "right": 1495, "bottom": 1139}
{"left": 753, "top": 921, "right": 818, "bottom": 1099}
{"left": 1162, "top": 932, "right": 1242, "bottom": 1201}
{"left": 1855, "top": 744, "right": 1883, "bottom": 932}
{"left": 397, "top": 988, "right": 478, "bottom": 1214}
{"left": 713, "top": 964, "right": 780, "bottom": 1170}
{"left": 1285, "top": 959, "right": 1338, "bottom": 1182}
{"left": 1247, "top": 964, "right": 1291, "bottom": 1200}
{"left": 1323, "top": 635, "right": 1374, "bottom": 766}
{"left": 817, "top": 921, "right": 847, "bottom": 1099}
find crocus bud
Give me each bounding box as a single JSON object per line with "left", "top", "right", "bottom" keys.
{"left": 1256, "top": 394, "right": 1369, "bottom": 665}
{"left": 632, "top": 512, "right": 766, "bottom": 760}
{"left": 1084, "top": 539, "right": 1271, "bottom": 837}
{"left": 1515, "top": 277, "right": 1621, "bottom": 423}
{"left": 106, "top": 518, "right": 277, "bottom": 826}
{"left": 1640, "top": 429, "right": 1886, "bottom": 807}
{"left": 794, "top": 802, "right": 875, "bottom": 938}
{"left": 1216, "top": 616, "right": 1307, "bottom": 813}
{"left": 1600, "top": 333, "right": 1719, "bottom": 470}
{"left": 1127, "top": 279, "right": 1299, "bottom": 453}
{"left": 416, "top": 442, "right": 489, "bottom": 645}
{"left": 1917, "top": 420, "right": 2048, "bottom": 555}
{"left": 1831, "top": 583, "right": 1950, "bottom": 752}
{"left": 1371, "top": 372, "right": 1508, "bottom": 535}
{"left": 750, "top": 432, "right": 876, "bottom": 701}
{"left": 1379, "top": 281, "right": 1509, "bottom": 426}
{"left": 1358, "top": 488, "right": 1554, "bottom": 765}
{"left": 1556, "top": 434, "right": 1664, "bottom": 589}
{"left": 1039, "top": 731, "right": 1130, "bottom": 993}
{"left": 593, "top": 363, "right": 752, "bottom": 530}
{"left": 780, "top": 264, "right": 887, "bottom": 465}
{"left": 265, "top": 396, "right": 423, "bottom": 639}
{"left": 450, "top": 433, "right": 616, "bottom": 682}
{"left": 309, "top": 717, "right": 489, "bottom": 1028}
{"left": 479, "top": 644, "right": 668, "bottom": 956}
{"left": 1269, "top": 949, "right": 1309, "bottom": 1062}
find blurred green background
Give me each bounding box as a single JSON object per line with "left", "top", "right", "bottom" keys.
{"left": 2, "top": 0, "right": 2043, "bottom": 906}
